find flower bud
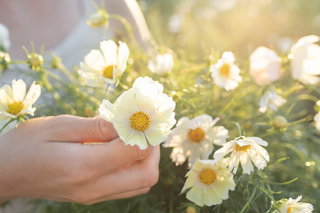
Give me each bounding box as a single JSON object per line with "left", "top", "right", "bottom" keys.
{"left": 27, "top": 52, "right": 44, "bottom": 71}
{"left": 186, "top": 206, "right": 197, "bottom": 213}
{"left": 249, "top": 46, "right": 281, "bottom": 86}
{"left": 87, "top": 9, "right": 109, "bottom": 28}
{"left": 273, "top": 115, "right": 288, "bottom": 129}
{"left": 0, "top": 51, "right": 11, "bottom": 73}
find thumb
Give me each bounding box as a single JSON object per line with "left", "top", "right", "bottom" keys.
{"left": 44, "top": 115, "right": 118, "bottom": 143}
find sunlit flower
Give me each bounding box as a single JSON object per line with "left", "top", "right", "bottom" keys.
{"left": 272, "top": 196, "right": 313, "bottom": 213}
{"left": 0, "top": 23, "right": 10, "bottom": 51}
{"left": 314, "top": 112, "right": 320, "bottom": 130}
{"left": 87, "top": 9, "right": 109, "bottom": 28}
{"left": 99, "top": 77, "right": 176, "bottom": 149}
{"left": 0, "top": 79, "right": 41, "bottom": 121}
{"left": 249, "top": 46, "right": 282, "bottom": 86}
{"left": 214, "top": 136, "right": 270, "bottom": 174}
{"left": 259, "top": 90, "right": 286, "bottom": 113}
{"left": 181, "top": 159, "right": 235, "bottom": 207}
{"left": 78, "top": 40, "right": 129, "bottom": 87}
{"left": 289, "top": 35, "right": 320, "bottom": 84}
{"left": 163, "top": 114, "right": 228, "bottom": 167}
{"left": 148, "top": 53, "right": 174, "bottom": 75}
{"left": 168, "top": 14, "right": 184, "bottom": 34}
{"left": 210, "top": 51, "right": 242, "bottom": 91}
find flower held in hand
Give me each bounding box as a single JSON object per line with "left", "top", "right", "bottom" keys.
{"left": 99, "top": 77, "right": 176, "bottom": 149}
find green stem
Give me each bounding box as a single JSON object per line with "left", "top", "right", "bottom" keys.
{"left": 0, "top": 118, "right": 15, "bottom": 133}
{"left": 239, "top": 187, "right": 257, "bottom": 213}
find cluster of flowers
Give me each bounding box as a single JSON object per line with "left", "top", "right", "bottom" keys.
{"left": 0, "top": 9, "right": 318, "bottom": 211}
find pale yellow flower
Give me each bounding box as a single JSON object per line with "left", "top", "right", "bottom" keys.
{"left": 0, "top": 79, "right": 41, "bottom": 120}
{"left": 214, "top": 136, "right": 270, "bottom": 174}
{"left": 272, "top": 196, "right": 313, "bottom": 213}
{"left": 249, "top": 46, "right": 282, "bottom": 86}
{"left": 99, "top": 77, "right": 176, "bottom": 149}
{"left": 290, "top": 35, "right": 320, "bottom": 84}
{"left": 78, "top": 40, "right": 129, "bottom": 87}
{"left": 210, "top": 51, "right": 242, "bottom": 91}
{"left": 148, "top": 53, "right": 174, "bottom": 75}
{"left": 181, "top": 159, "right": 235, "bottom": 207}
{"left": 163, "top": 114, "right": 228, "bottom": 167}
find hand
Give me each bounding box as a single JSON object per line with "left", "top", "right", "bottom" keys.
{"left": 0, "top": 115, "right": 160, "bottom": 205}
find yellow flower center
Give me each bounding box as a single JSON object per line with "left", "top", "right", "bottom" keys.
{"left": 130, "top": 111, "right": 151, "bottom": 132}
{"left": 199, "top": 168, "right": 217, "bottom": 185}
{"left": 102, "top": 64, "right": 118, "bottom": 79}
{"left": 6, "top": 101, "right": 24, "bottom": 115}
{"left": 188, "top": 127, "right": 205, "bottom": 143}
{"left": 287, "top": 207, "right": 292, "bottom": 213}
{"left": 235, "top": 144, "right": 251, "bottom": 152}
{"left": 219, "top": 63, "right": 230, "bottom": 77}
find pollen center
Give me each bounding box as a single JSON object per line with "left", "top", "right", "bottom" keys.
{"left": 130, "top": 111, "right": 151, "bottom": 132}
{"left": 188, "top": 127, "right": 205, "bottom": 143}
{"left": 102, "top": 64, "right": 117, "bottom": 79}
{"left": 6, "top": 101, "right": 24, "bottom": 115}
{"left": 235, "top": 144, "right": 251, "bottom": 152}
{"left": 287, "top": 207, "right": 292, "bottom": 213}
{"left": 199, "top": 168, "right": 217, "bottom": 185}
{"left": 219, "top": 63, "right": 230, "bottom": 77}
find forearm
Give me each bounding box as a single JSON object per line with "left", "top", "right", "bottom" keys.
{"left": 104, "top": 0, "right": 154, "bottom": 49}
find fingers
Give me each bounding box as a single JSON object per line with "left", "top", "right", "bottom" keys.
{"left": 41, "top": 115, "right": 118, "bottom": 143}
{"left": 66, "top": 146, "right": 160, "bottom": 205}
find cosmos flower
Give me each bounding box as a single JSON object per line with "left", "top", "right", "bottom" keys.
{"left": 99, "top": 77, "right": 176, "bottom": 149}
{"left": 289, "top": 35, "right": 320, "bottom": 84}
{"left": 272, "top": 196, "right": 313, "bottom": 213}
{"left": 148, "top": 53, "right": 174, "bottom": 75}
{"left": 210, "top": 51, "right": 242, "bottom": 91}
{"left": 163, "top": 114, "right": 228, "bottom": 167}
{"left": 249, "top": 46, "right": 282, "bottom": 86}
{"left": 0, "top": 79, "right": 41, "bottom": 121}
{"left": 213, "top": 136, "right": 270, "bottom": 174}
{"left": 259, "top": 90, "right": 286, "bottom": 113}
{"left": 78, "top": 40, "right": 129, "bottom": 87}
{"left": 181, "top": 159, "right": 235, "bottom": 207}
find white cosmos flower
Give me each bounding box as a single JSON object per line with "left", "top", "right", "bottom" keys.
{"left": 213, "top": 136, "right": 270, "bottom": 174}
{"left": 99, "top": 77, "right": 176, "bottom": 149}
{"left": 148, "top": 53, "right": 174, "bottom": 75}
{"left": 249, "top": 46, "right": 282, "bottom": 86}
{"left": 289, "top": 35, "right": 320, "bottom": 84}
{"left": 272, "top": 196, "right": 313, "bottom": 213}
{"left": 0, "top": 79, "right": 41, "bottom": 121}
{"left": 259, "top": 90, "right": 286, "bottom": 113}
{"left": 78, "top": 40, "right": 129, "bottom": 87}
{"left": 181, "top": 159, "right": 235, "bottom": 207}
{"left": 0, "top": 23, "right": 10, "bottom": 51}
{"left": 163, "top": 114, "right": 228, "bottom": 167}
{"left": 210, "top": 51, "right": 242, "bottom": 91}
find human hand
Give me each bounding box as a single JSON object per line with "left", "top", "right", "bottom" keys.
{"left": 0, "top": 115, "right": 159, "bottom": 205}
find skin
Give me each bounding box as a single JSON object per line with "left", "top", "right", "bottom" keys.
{"left": 0, "top": 115, "right": 160, "bottom": 205}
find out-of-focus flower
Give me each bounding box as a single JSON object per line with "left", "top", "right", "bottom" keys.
{"left": 259, "top": 90, "right": 286, "bottom": 113}
{"left": 185, "top": 206, "right": 197, "bottom": 213}
{"left": 314, "top": 111, "right": 320, "bottom": 131}
{"left": 148, "top": 53, "right": 174, "bottom": 75}
{"left": 289, "top": 35, "right": 320, "bottom": 84}
{"left": 210, "top": 51, "right": 242, "bottom": 91}
{"left": 214, "top": 136, "right": 270, "bottom": 174}
{"left": 78, "top": 40, "right": 129, "bottom": 87}
{"left": 181, "top": 159, "right": 235, "bottom": 207}
{"left": 99, "top": 77, "right": 176, "bottom": 149}
{"left": 0, "top": 23, "right": 10, "bottom": 51}
{"left": 0, "top": 51, "right": 11, "bottom": 73}
{"left": 168, "top": 14, "right": 184, "bottom": 34}
{"left": 272, "top": 196, "right": 313, "bottom": 213}
{"left": 249, "top": 47, "right": 282, "bottom": 86}
{"left": 87, "top": 9, "right": 109, "bottom": 28}
{"left": 163, "top": 114, "right": 228, "bottom": 167}
{"left": 26, "top": 52, "right": 44, "bottom": 71}
{"left": 0, "top": 79, "right": 41, "bottom": 121}
{"left": 273, "top": 115, "right": 288, "bottom": 129}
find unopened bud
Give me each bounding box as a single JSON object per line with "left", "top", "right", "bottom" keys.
{"left": 0, "top": 51, "right": 11, "bottom": 72}
{"left": 87, "top": 9, "right": 109, "bottom": 28}
{"left": 273, "top": 116, "right": 287, "bottom": 129}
